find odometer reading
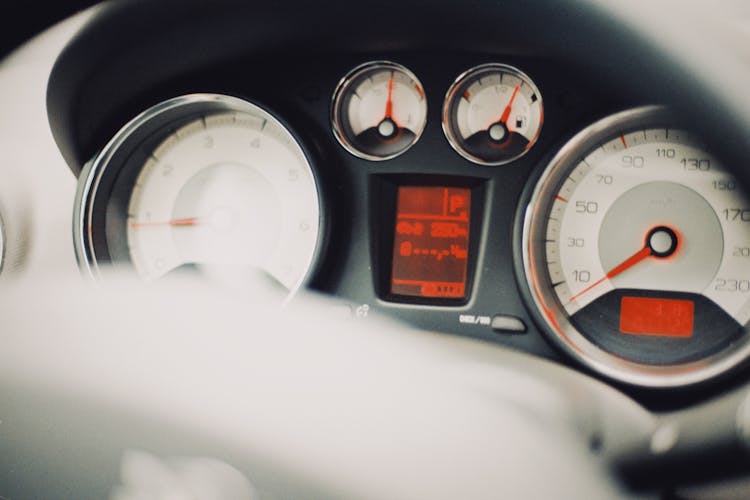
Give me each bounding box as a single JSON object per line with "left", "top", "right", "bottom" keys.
{"left": 620, "top": 296, "right": 694, "bottom": 338}
{"left": 390, "top": 186, "right": 470, "bottom": 299}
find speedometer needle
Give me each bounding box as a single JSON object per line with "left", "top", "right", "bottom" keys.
{"left": 129, "top": 217, "right": 201, "bottom": 228}
{"left": 568, "top": 246, "right": 651, "bottom": 303}
{"left": 568, "top": 225, "right": 679, "bottom": 303}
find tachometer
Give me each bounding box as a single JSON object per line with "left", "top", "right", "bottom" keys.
{"left": 75, "top": 94, "right": 322, "bottom": 295}
{"left": 521, "top": 106, "right": 750, "bottom": 387}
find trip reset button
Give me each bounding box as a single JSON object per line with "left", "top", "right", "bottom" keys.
{"left": 491, "top": 315, "right": 527, "bottom": 334}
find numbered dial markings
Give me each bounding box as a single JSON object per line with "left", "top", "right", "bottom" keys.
{"left": 523, "top": 107, "right": 750, "bottom": 386}
{"left": 332, "top": 61, "right": 427, "bottom": 161}
{"left": 128, "top": 110, "right": 320, "bottom": 291}
{"left": 549, "top": 128, "right": 750, "bottom": 323}
{"left": 443, "top": 63, "right": 543, "bottom": 166}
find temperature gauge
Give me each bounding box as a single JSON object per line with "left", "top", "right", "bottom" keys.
{"left": 443, "top": 63, "right": 543, "bottom": 166}
{"left": 332, "top": 61, "right": 427, "bottom": 161}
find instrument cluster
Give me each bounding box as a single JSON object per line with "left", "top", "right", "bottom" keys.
{"left": 72, "top": 55, "right": 750, "bottom": 394}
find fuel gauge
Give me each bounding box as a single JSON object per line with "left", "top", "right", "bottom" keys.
{"left": 332, "top": 61, "right": 427, "bottom": 161}
{"left": 443, "top": 63, "right": 543, "bottom": 166}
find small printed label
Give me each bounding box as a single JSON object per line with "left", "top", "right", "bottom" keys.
{"left": 459, "top": 314, "right": 491, "bottom": 326}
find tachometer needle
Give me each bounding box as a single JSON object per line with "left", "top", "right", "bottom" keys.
{"left": 129, "top": 217, "right": 201, "bottom": 228}
{"left": 567, "top": 225, "right": 679, "bottom": 303}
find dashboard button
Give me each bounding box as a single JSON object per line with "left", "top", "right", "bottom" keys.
{"left": 491, "top": 315, "right": 527, "bottom": 334}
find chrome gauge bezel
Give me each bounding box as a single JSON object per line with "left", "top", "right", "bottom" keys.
{"left": 521, "top": 105, "right": 750, "bottom": 388}
{"left": 331, "top": 60, "right": 427, "bottom": 161}
{"left": 74, "top": 93, "right": 323, "bottom": 296}
{"left": 442, "top": 63, "right": 543, "bottom": 166}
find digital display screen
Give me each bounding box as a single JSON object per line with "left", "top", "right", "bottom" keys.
{"left": 390, "top": 186, "right": 471, "bottom": 299}
{"left": 619, "top": 296, "right": 694, "bottom": 337}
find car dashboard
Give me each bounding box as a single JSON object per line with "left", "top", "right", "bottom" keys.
{"left": 66, "top": 51, "right": 626, "bottom": 349}
{"left": 3, "top": 1, "right": 750, "bottom": 497}
{"left": 32, "top": 1, "right": 750, "bottom": 407}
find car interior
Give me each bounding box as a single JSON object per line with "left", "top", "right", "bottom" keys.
{"left": 2, "top": 0, "right": 750, "bottom": 498}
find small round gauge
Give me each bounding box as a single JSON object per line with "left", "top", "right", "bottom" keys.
{"left": 443, "top": 63, "right": 543, "bottom": 166}
{"left": 75, "top": 94, "right": 322, "bottom": 295}
{"left": 331, "top": 61, "right": 427, "bottom": 161}
{"left": 522, "top": 106, "right": 750, "bottom": 387}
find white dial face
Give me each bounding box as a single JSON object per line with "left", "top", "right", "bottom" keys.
{"left": 547, "top": 128, "right": 750, "bottom": 326}
{"left": 524, "top": 107, "right": 750, "bottom": 386}
{"left": 332, "top": 61, "right": 427, "bottom": 160}
{"left": 443, "top": 64, "right": 543, "bottom": 166}
{"left": 127, "top": 110, "right": 320, "bottom": 291}
{"left": 454, "top": 72, "right": 541, "bottom": 142}
{"left": 346, "top": 68, "right": 426, "bottom": 136}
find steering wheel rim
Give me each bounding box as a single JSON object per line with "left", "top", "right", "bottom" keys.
{"left": 1, "top": 0, "right": 749, "bottom": 498}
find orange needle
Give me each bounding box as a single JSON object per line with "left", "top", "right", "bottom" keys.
{"left": 384, "top": 76, "right": 394, "bottom": 119}
{"left": 568, "top": 246, "right": 652, "bottom": 303}
{"left": 499, "top": 84, "right": 520, "bottom": 124}
{"left": 129, "top": 217, "right": 201, "bottom": 228}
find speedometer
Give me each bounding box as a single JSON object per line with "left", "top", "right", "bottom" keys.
{"left": 522, "top": 106, "right": 750, "bottom": 387}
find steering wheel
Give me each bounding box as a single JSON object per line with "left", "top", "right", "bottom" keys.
{"left": 1, "top": 1, "right": 749, "bottom": 498}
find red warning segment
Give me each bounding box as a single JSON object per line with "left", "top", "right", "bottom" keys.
{"left": 391, "top": 186, "right": 471, "bottom": 299}
{"left": 619, "top": 296, "right": 694, "bottom": 338}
